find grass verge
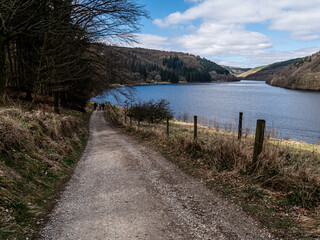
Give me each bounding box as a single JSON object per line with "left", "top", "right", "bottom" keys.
{"left": 0, "top": 107, "right": 90, "bottom": 239}
{"left": 108, "top": 106, "right": 320, "bottom": 239}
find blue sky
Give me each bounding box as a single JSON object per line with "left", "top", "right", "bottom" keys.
{"left": 129, "top": 0, "right": 320, "bottom": 68}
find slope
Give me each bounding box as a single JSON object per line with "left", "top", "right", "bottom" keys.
{"left": 113, "top": 47, "right": 237, "bottom": 84}
{"left": 267, "top": 52, "right": 320, "bottom": 90}
{"left": 222, "top": 66, "right": 252, "bottom": 76}
{"left": 243, "top": 58, "right": 301, "bottom": 81}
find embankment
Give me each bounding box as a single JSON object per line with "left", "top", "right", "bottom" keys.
{"left": 0, "top": 107, "right": 90, "bottom": 239}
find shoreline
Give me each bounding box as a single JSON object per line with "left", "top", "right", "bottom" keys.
{"left": 111, "top": 79, "right": 240, "bottom": 88}
{"left": 266, "top": 81, "right": 320, "bottom": 92}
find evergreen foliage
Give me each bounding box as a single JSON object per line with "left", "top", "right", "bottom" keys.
{"left": 123, "top": 53, "right": 160, "bottom": 81}
{"left": 162, "top": 55, "right": 212, "bottom": 83}
{"left": 198, "top": 58, "right": 229, "bottom": 74}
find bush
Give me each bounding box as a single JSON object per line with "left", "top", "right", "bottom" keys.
{"left": 128, "top": 99, "right": 173, "bottom": 123}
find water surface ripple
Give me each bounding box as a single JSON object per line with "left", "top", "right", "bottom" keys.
{"left": 94, "top": 80, "right": 320, "bottom": 144}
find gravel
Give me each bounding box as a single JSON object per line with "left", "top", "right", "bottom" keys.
{"left": 38, "top": 111, "right": 274, "bottom": 240}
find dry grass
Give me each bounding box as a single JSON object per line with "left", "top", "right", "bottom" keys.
{"left": 0, "top": 106, "right": 89, "bottom": 239}
{"left": 110, "top": 105, "right": 320, "bottom": 239}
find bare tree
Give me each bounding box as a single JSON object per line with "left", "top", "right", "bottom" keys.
{"left": 0, "top": 0, "right": 148, "bottom": 108}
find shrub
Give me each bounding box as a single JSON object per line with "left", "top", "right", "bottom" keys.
{"left": 128, "top": 99, "right": 173, "bottom": 123}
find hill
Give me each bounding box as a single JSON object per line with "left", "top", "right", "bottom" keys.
{"left": 108, "top": 47, "right": 237, "bottom": 84}
{"left": 243, "top": 58, "right": 302, "bottom": 81}
{"left": 238, "top": 66, "right": 266, "bottom": 78}
{"left": 266, "top": 52, "right": 320, "bottom": 90}
{"left": 222, "top": 66, "right": 251, "bottom": 76}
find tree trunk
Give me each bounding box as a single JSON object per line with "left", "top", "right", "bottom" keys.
{"left": 25, "top": 89, "right": 32, "bottom": 101}
{"left": 0, "top": 36, "right": 6, "bottom": 106}
{"left": 54, "top": 92, "right": 61, "bottom": 114}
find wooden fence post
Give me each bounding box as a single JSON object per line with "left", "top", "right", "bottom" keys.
{"left": 194, "top": 115, "right": 197, "bottom": 141}
{"left": 238, "top": 112, "right": 243, "bottom": 140}
{"left": 166, "top": 117, "right": 169, "bottom": 137}
{"left": 252, "top": 119, "right": 266, "bottom": 169}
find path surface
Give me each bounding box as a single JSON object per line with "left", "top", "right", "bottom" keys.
{"left": 39, "top": 111, "right": 273, "bottom": 240}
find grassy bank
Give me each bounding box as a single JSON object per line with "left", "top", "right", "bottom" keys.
{"left": 107, "top": 105, "right": 320, "bottom": 239}
{"left": 0, "top": 107, "right": 90, "bottom": 239}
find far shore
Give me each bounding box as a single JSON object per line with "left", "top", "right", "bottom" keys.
{"left": 111, "top": 79, "right": 240, "bottom": 88}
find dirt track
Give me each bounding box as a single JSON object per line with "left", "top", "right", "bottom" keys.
{"left": 39, "top": 110, "right": 273, "bottom": 239}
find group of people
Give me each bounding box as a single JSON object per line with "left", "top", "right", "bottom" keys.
{"left": 93, "top": 102, "right": 105, "bottom": 110}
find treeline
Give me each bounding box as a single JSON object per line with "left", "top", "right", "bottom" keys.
{"left": 161, "top": 56, "right": 211, "bottom": 83}
{"left": 124, "top": 54, "right": 160, "bottom": 80}
{"left": 261, "top": 58, "right": 302, "bottom": 72}
{"left": 119, "top": 49, "right": 234, "bottom": 84}
{"left": 0, "top": 0, "right": 147, "bottom": 111}
{"left": 198, "top": 58, "right": 229, "bottom": 75}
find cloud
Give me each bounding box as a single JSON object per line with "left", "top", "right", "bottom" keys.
{"left": 173, "top": 23, "right": 272, "bottom": 56}
{"left": 252, "top": 45, "right": 320, "bottom": 64}
{"left": 126, "top": 34, "right": 173, "bottom": 51}
{"left": 215, "top": 44, "right": 320, "bottom": 67}
{"left": 127, "top": 32, "right": 320, "bottom": 67}
{"left": 154, "top": 0, "right": 320, "bottom": 41}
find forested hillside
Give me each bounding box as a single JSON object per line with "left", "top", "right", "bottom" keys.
{"left": 114, "top": 47, "right": 237, "bottom": 84}
{"left": 266, "top": 52, "right": 320, "bottom": 90}
{"left": 243, "top": 58, "right": 302, "bottom": 81}
{"left": 243, "top": 51, "right": 320, "bottom": 90}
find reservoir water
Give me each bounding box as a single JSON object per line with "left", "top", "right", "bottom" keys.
{"left": 94, "top": 80, "right": 320, "bottom": 144}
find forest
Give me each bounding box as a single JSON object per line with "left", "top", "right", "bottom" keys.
{"left": 0, "top": 0, "right": 147, "bottom": 111}
{"left": 120, "top": 52, "right": 235, "bottom": 84}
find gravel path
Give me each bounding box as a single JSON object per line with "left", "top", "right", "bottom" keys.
{"left": 39, "top": 111, "right": 273, "bottom": 240}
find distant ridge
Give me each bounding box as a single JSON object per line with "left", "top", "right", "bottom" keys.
{"left": 242, "top": 58, "right": 302, "bottom": 81}
{"left": 221, "top": 66, "right": 251, "bottom": 76}
{"left": 240, "top": 51, "right": 320, "bottom": 90}
{"left": 238, "top": 66, "right": 266, "bottom": 78}
{"left": 106, "top": 46, "right": 238, "bottom": 84}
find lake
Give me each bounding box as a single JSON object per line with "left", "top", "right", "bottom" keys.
{"left": 93, "top": 80, "right": 320, "bottom": 144}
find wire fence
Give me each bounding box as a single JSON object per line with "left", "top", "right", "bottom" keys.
{"left": 103, "top": 102, "right": 320, "bottom": 211}
{"left": 175, "top": 112, "right": 320, "bottom": 145}
{"left": 104, "top": 103, "right": 320, "bottom": 160}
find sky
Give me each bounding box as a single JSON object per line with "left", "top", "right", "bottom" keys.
{"left": 128, "top": 0, "right": 320, "bottom": 68}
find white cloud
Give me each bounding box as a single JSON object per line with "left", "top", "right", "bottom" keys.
{"left": 251, "top": 45, "right": 320, "bottom": 65}
{"left": 145, "top": 0, "right": 320, "bottom": 67}
{"left": 154, "top": 0, "right": 320, "bottom": 41}
{"left": 125, "top": 34, "right": 173, "bottom": 51}
{"left": 215, "top": 45, "right": 320, "bottom": 67}
{"left": 173, "top": 23, "right": 272, "bottom": 56}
